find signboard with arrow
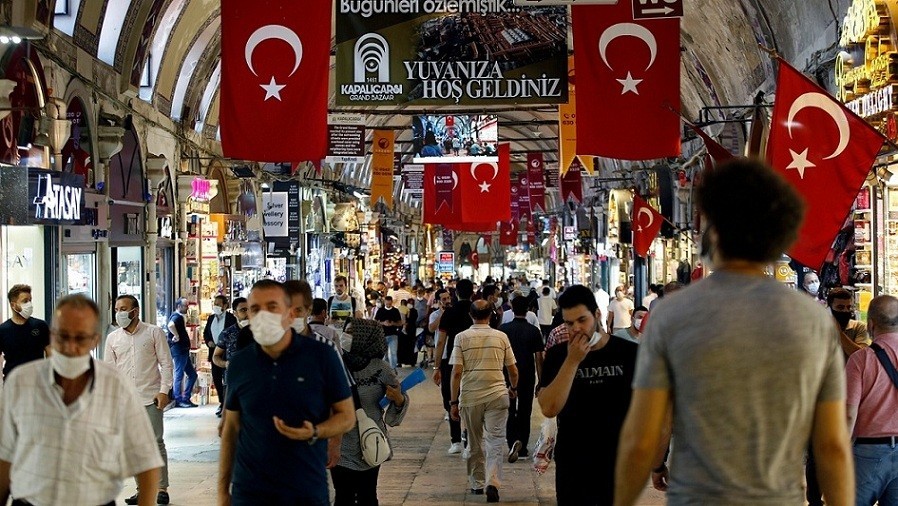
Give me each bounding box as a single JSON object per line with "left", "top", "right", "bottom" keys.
{"left": 632, "top": 0, "right": 683, "bottom": 20}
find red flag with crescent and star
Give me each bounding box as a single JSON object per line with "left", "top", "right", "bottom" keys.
{"left": 767, "top": 59, "right": 885, "bottom": 269}
{"left": 460, "top": 156, "right": 510, "bottom": 223}
{"left": 423, "top": 163, "right": 496, "bottom": 232}
{"left": 220, "top": 0, "right": 330, "bottom": 162}
{"left": 572, "top": 0, "right": 681, "bottom": 160}
{"left": 499, "top": 220, "right": 518, "bottom": 246}
{"left": 632, "top": 195, "right": 664, "bottom": 258}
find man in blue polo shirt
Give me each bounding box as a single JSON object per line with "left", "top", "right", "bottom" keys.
{"left": 218, "top": 280, "right": 355, "bottom": 505}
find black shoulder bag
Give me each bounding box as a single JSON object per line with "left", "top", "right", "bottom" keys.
{"left": 871, "top": 343, "right": 898, "bottom": 389}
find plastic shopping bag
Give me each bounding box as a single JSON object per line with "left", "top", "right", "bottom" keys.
{"left": 532, "top": 417, "right": 557, "bottom": 475}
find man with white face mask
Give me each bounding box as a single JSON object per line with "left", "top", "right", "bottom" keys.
{"left": 203, "top": 295, "right": 236, "bottom": 417}
{"left": 0, "top": 294, "right": 163, "bottom": 506}
{"left": 612, "top": 306, "right": 648, "bottom": 344}
{"left": 105, "top": 295, "right": 174, "bottom": 505}
{"left": 607, "top": 285, "right": 634, "bottom": 332}
{"left": 219, "top": 280, "right": 355, "bottom": 505}
{"left": 0, "top": 284, "right": 50, "bottom": 380}
{"left": 538, "top": 285, "right": 638, "bottom": 505}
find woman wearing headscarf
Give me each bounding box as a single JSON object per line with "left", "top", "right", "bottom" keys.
{"left": 332, "top": 318, "right": 409, "bottom": 506}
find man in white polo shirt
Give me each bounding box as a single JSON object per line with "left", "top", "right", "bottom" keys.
{"left": 0, "top": 294, "right": 162, "bottom": 506}
{"left": 106, "top": 294, "right": 174, "bottom": 505}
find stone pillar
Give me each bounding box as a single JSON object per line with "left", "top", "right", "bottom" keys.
{"left": 145, "top": 155, "right": 168, "bottom": 324}
{"left": 95, "top": 125, "right": 124, "bottom": 336}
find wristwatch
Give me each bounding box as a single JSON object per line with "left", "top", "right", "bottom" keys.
{"left": 449, "top": 400, "right": 460, "bottom": 406}
{"left": 307, "top": 424, "right": 319, "bottom": 445}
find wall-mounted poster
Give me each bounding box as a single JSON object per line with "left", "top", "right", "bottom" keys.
{"left": 335, "top": 0, "right": 568, "bottom": 105}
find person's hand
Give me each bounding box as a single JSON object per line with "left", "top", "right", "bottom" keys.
{"left": 534, "top": 386, "right": 542, "bottom": 398}
{"left": 327, "top": 438, "right": 341, "bottom": 469}
{"left": 652, "top": 464, "right": 670, "bottom": 491}
{"left": 154, "top": 393, "right": 169, "bottom": 410}
{"left": 385, "top": 384, "right": 405, "bottom": 406}
{"left": 567, "top": 332, "right": 592, "bottom": 364}
{"left": 217, "top": 416, "right": 225, "bottom": 438}
{"left": 508, "top": 387, "right": 518, "bottom": 400}
{"left": 171, "top": 336, "right": 180, "bottom": 343}
{"left": 450, "top": 404, "right": 460, "bottom": 421}
{"left": 273, "top": 417, "right": 315, "bottom": 441}
{"left": 205, "top": 340, "right": 214, "bottom": 348}
{"left": 217, "top": 492, "right": 231, "bottom": 506}
{"left": 432, "top": 368, "right": 442, "bottom": 386}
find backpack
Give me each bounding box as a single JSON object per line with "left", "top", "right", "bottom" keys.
{"left": 357, "top": 407, "right": 391, "bottom": 467}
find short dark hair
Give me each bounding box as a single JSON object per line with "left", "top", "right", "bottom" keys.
{"left": 697, "top": 159, "right": 805, "bottom": 263}
{"left": 176, "top": 297, "right": 188, "bottom": 308}
{"left": 232, "top": 297, "right": 247, "bottom": 311}
{"left": 284, "top": 280, "right": 313, "bottom": 309}
{"left": 456, "top": 279, "right": 474, "bottom": 299}
{"left": 435, "top": 288, "right": 449, "bottom": 299}
{"left": 384, "top": 296, "right": 393, "bottom": 302}
{"left": 252, "top": 280, "right": 290, "bottom": 306}
{"left": 634, "top": 305, "right": 649, "bottom": 313}
{"left": 557, "top": 284, "right": 598, "bottom": 314}
{"left": 115, "top": 294, "right": 139, "bottom": 310}
{"left": 214, "top": 295, "right": 228, "bottom": 306}
{"left": 542, "top": 287, "right": 551, "bottom": 296}
{"left": 312, "top": 298, "right": 328, "bottom": 316}
{"left": 482, "top": 284, "right": 499, "bottom": 299}
{"left": 334, "top": 275, "right": 348, "bottom": 285}
{"left": 511, "top": 294, "right": 529, "bottom": 316}
{"left": 55, "top": 294, "right": 100, "bottom": 331}
{"left": 827, "top": 287, "right": 853, "bottom": 306}
{"left": 543, "top": 279, "right": 550, "bottom": 285}
{"left": 7, "top": 284, "right": 31, "bottom": 303}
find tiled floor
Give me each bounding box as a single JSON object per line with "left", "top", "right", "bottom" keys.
{"left": 120, "top": 373, "right": 666, "bottom": 505}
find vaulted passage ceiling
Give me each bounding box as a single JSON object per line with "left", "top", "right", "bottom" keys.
{"left": 13, "top": 0, "right": 852, "bottom": 165}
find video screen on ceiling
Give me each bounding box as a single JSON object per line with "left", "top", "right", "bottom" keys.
{"left": 412, "top": 115, "right": 498, "bottom": 158}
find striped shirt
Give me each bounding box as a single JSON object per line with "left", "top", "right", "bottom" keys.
{"left": 449, "top": 323, "right": 516, "bottom": 407}
{"left": 304, "top": 330, "right": 355, "bottom": 388}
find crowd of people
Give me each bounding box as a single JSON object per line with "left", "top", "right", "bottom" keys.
{"left": 0, "top": 159, "right": 893, "bottom": 505}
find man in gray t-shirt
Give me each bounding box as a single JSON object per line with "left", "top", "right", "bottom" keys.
{"left": 614, "top": 159, "right": 854, "bottom": 506}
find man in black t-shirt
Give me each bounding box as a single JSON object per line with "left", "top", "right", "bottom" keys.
{"left": 0, "top": 284, "right": 49, "bottom": 379}
{"left": 434, "top": 279, "right": 475, "bottom": 455}
{"left": 500, "top": 295, "right": 545, "bottom": 463}
{"left": 374, "top": 296, "right": 402, "bottom": 369}
{"left": 538, "top": 285, "right": 638, "bottom": 506}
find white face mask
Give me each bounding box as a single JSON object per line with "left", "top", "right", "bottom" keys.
{"left": 495, "top": 297, "right": 504, "bottom": 308}
{"left": 633, "top": 318, "right": 644, "bottom": 332}
{"left": 238, "top": 319, "right": 250, "bottom": 328}
{"left": 292, "top": 316, "right": 307, "bottom": 334}
{"left": 115, "top": 310, "right": 135, "bottom": 329}
{"left": 250, "top": 311, "right": 287, "bottom": 346}
{"left": 212, "top": 306, "right": 223, "bottom": 316}
{"left": 587, "top": 331, "right": 602, "bottom": 348}
{"left": 50, "top": 352, "right": 91, "bottom": 379}
{"left": 16, "top": 301, "right": 33, "bottom": 319}
{"left": 339, "top": 333, "right": 353, "bottom": 352}
{"left": 807, "top": 282, "right": 820, "bottom": 294}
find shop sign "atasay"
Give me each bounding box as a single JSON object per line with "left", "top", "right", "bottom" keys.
{"left": 33, "top": 174, "right": 82, "bottom": 222}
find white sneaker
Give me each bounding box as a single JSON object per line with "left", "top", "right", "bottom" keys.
{"left": 448, "top": 442, "right": 463, "bottom": 454}
{"left": 462, "top": 447, "right": 471, "bottom": 460}
{"left": 444, "top": 412, "right": 449, "bottom": 421}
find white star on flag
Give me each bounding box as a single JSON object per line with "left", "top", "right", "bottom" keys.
{"left": 616, "top": 72, "right": 643, "bottom": 95}
{"left": 260, "top": 76, "right": 286, "bottom": 101}
{"left": 479, "top": 181, "right": 491, "bottom": 193}
{"left": 787, "top": 148, "right": 816, "bottom": 179}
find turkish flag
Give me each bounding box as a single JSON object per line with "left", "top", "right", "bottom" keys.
{"left": 499, "top": 220, "right": 518, "bottom": 246}
{"left": 572, "top": 1, "right": 681, "bottom": 160}
{"left": 220, "top": 0, "right": 330, "bottom": 162}
{"left": 460, "top": 157, "right": 510, "bottom": 223}
{"left": 687, "top": 123, "right": 734, "bottom": 166}
{"left": 423, "top": 163, "right": 496, "bottom": 231}
{"left": 632, "top": 195, "right": 664, "bottom": 258}
{"left": 767, "top": 59, "right": 885, "bottom": 269}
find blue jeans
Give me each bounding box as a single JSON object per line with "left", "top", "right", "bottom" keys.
{"left": 384, "top": 335, "right": 398, "bottom": 369}
{"left": 172, "top": 351, "right": 197, "bottom": 403}
{"left": 854, "top": 443, "right": 898, "bottom": 505}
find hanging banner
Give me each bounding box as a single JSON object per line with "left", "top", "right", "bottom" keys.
{"left": 442, "top": 229, "right": 454, "bottom": 250}
{"left": 518, "top": 172, "right": 531, "bottom": 221}
{"left": 371, "top": 129, "right": 395, "bottom": 208}
{"left": 559, "top": 55, "right": 596, "bottom": 176}
{"left": 500, "top": 220, "right": 518, "bottom": 246}
{"left": 335, "top": 1, "right": 569, "bottom": 106}
{"left": 560, "top": 159, "right": 583, "bottom": 203}
{"left": 527, "top": 152, "right": 546, "bottom": 212}
{"left": 434, "top": 163, "right": 455, "bottom": 213}
{"left": 545, "top": 162, "right": 559, "bottom": 188}
{"left": 510, "top": 176, "right": 521, "bottom": 221}
{"left": 527, "top": 220, "right": 537, "bottom": 245}
{"left": 326, "top": 114, "right": 366, "bottom": 164}
{"left": 401, "top": 163, "right": 424, "bottom": 200}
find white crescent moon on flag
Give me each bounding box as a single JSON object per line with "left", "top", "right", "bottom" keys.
{"left": 786, "top": 92, "right": 849, "bottom": 160}
{"left": 470, "top": 162, "right": 499, "bottom": 181}
{"left": 598, "top": 23, "right": 657, "bottom": 72}
{"left": 245, "top": 25, "right": 303, "bottom": 77}
{"left": 638, "top": 207, "right": 654, "bottom": 228}
{"left": 432, "top": 172, "right": 459, "bottom": 190}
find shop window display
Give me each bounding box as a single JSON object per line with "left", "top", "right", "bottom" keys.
{"left": 115, "top": 247, "right": 143, "bottom": 310}
{"left": 1, "top": 226, "right": 45, "bottom": 320}
{"left": 65, "top": 253, "right": 95, "bottom": 299}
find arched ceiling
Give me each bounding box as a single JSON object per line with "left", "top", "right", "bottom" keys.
{"left": 38, "top": 0, "right": 848, "bottom": 169}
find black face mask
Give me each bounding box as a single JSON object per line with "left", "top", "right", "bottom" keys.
{"left": 831, "top": 309, "right": 853, "bottom": 329}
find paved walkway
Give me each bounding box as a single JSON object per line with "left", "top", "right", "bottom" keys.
{"left": 119, "top": 370, "right": 665, "bottom": 505}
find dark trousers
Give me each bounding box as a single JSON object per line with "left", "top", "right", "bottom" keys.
{"left": 231, "top": 485, "right": 328, "bottom": 506}
{"left": 440, "top": 361, "right": 462, "bottom": 443}
{"left": 556, "top": 457, "right": 613, "bottom": 505}
{"left": 13, "top": 502, "right": 114, "bottom": 506}
{"left": 172, "top": 351, "right": 197, "bottom": 403}
{"left": 208, "top": 344, "right": 225, "bottom": 407}
{"left": 506, "top": 380, "right": 535, "bottom": 451}
{"left": 806, "top": 445, "right": 823, "bottom": 506}
{"left": 331, "top": 465, "right": 381, "bottom": 506}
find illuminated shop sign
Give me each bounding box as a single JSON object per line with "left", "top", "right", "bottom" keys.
{"left": 28, "top": 171, "right": 85, "bottom": 225}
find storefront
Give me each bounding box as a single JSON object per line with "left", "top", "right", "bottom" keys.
{"left": 61, "top": 192, "right": 108, "bottom": 302}
{"left": 155, "top": 176, "right": 176, "bottom": 327}
{"left": 106, "top": 119, "right": 147, "bottom": 311}
{"left": 262, "top": 180, "right": 301, "bottom": 283}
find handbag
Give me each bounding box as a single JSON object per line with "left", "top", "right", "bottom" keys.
{"left": 871, "top": 343, "right": 898, "bottom": 389}
{"left": 352, "top": 385, "right": 391, "bottom": 467}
